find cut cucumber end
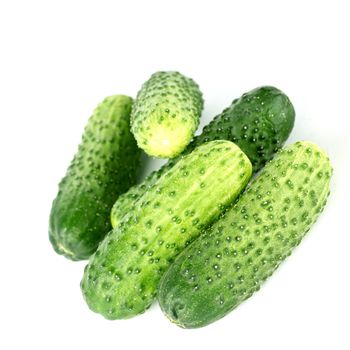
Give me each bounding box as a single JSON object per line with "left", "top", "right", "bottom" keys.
{"left": 145, "top": 124, "right": 193, "bottom": 158}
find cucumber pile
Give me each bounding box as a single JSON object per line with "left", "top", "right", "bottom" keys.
{"left": 49, "top": 71, "right": 332, "bottom": 328}
{"left": 110, "top": 86, "right": 295, "bottom": 228}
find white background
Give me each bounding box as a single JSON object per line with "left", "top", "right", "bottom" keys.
{"left": 1, "top": 1, "right": 349, "bottom": 349}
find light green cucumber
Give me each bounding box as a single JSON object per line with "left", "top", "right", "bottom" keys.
{"left": 81, "top": 140, "right": 252, "bottom": 319}
{"left": 131, "top": 71, "right": 203, "bottom": 158}
{"left": 49, "top": 95, "right": 140, "bottom": 260}
{"left": 111, "top": 86, "right": 295, "bottom": 228}
{"left": 158, "top": 141, "right": 332, "bottom": 328}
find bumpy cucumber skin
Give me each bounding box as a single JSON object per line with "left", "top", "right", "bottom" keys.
{"left": 131, "top": 71, "right": 204, "bottom": 158}
{"left": 49, "top": 95, "right": 140, "bottom": 261}
{"left": 158, "top": 141, "right": 332, "bottom": 328}
{"left": 81, "top": 141, "right": 252, "bottom": 319}
{"left": 111, "top": 86, "right": 295, "bottom": 228}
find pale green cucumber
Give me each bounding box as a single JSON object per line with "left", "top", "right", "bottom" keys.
{"left": 131, "top": 71, "right": 203, "bottom": 158}
{"left": 81, "top": 140, "right": 252, "bottom": 319}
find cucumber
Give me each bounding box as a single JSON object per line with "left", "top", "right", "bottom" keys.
{"left": 49, "top": 95, "right": 140, "bottom": 261}
{"left": 158, "top": 141, "right": 332, "bottom": 328}
{"left": 111, "top": 86, "right": 295, "bottom": 228}
{"left": 131, "top": 71, "right": 203, "bottom": 158}
{"left": 81, "top": 140, "right": 252, "bottom": 319}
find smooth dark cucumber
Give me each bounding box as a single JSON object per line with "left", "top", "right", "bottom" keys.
{"left": 158, "top": 141, "right": 332, "bottom": 328}
{"left": 111, "top": 86, "right": 295, "bottom": 228}
{"left": 81, "top": 141, "right": 252, "bottom": 319}
{"left": 131, "top": 71, "right": 204, "bottom": 158}
{"left": 49, "top": 95, "right": 140, "bottom": 261}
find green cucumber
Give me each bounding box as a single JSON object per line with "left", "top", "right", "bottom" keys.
{"left": 131, "top": 71, "right": 203, "bottom": 158}
{"left": 81, "top": 140, "right": 252, "bottom": 319}
{"left": 49, "top": 95, "right": 140, "bottom": 261}
{"left": 111, "top": 86, "right": 295, "bottom": 228}
{"left": 158, "top": 141, "right": 332, "bottom": 328}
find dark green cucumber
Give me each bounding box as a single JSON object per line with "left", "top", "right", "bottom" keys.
{"left": 81, "top": 141, "right": 252, "bottom": 319}
{"left": 49, "top": 95, "right": 140, "bottom": 261}
{"left": 111, "top": 86, "right": 295, "bottom": 228}
{"left": 131, "top": 71, "right": 204, "bottom": 158}
{"left": 158, "top": 141, "right": 332, "bottom": 328}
